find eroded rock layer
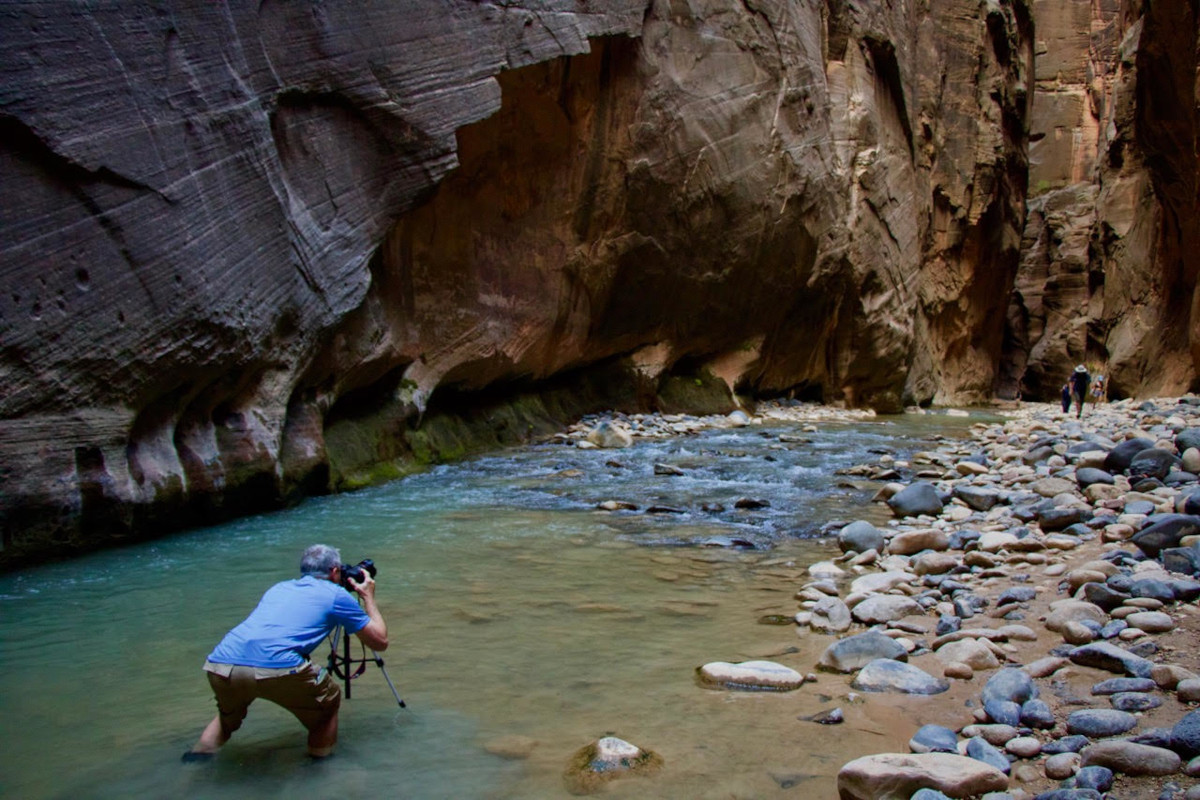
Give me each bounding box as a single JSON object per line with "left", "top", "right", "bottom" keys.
{"left": 2, "top": 0, "right": 1189, "bottom": 564}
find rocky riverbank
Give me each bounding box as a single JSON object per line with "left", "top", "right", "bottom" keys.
{"left": 572, "top": 397, "right": 1200, "bottom": 799}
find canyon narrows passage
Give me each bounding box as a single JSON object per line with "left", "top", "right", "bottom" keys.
{"left": 0, "top": 411, "right": 980, "bottom": 799}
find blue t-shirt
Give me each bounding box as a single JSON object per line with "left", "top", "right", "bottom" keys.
{"left": 208, "top": 576, "right": 371, "bottom": 668}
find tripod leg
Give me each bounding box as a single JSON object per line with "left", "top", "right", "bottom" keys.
{"left": 371, "top": 650, "right": 407, "bottom": 708}
{"left": 343, "top": 625, "right": 353, "bottom": 699}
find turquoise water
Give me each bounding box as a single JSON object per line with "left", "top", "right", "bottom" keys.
{"left": 0, "top": 413, "right": 981, "bottom": 799}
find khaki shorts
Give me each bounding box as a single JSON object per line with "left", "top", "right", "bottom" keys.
{"left": 204, "top": 660, "right": 341, "bottom": 735}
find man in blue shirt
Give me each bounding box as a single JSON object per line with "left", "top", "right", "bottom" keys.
{"left": 184, "top": 544, "right": 388, "bottom": 760}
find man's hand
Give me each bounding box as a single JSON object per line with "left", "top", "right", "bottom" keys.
{"left": 347, "top": 571, "right": 376, "bottom": 601}
{"left": 348, "top": 572, "right": 388, "bottom": 651}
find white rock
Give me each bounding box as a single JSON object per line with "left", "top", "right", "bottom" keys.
{"left": 1006, "top": 736, "right": 1042, "bottom": 758}
{"left": 697, "top": 660, "right": 805, "bottom": 691}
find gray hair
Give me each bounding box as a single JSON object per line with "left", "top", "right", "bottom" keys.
{"left": 300, "top": 544, "right": 341, "bottom": 577}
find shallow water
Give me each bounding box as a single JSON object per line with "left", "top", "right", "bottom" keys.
{"left": 0, "top": 411, "right": 987, "bottom": 799}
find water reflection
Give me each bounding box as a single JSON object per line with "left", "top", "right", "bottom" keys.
{"left": 0, "top": 413, "right": 983, "bottom": 799}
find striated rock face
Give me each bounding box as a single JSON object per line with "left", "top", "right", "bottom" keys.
{"left": 0, "top": 0, "right": 1043, "bottom": 564}
{"left": 1000, "top": 0, "right": 1200, "bottom": 400}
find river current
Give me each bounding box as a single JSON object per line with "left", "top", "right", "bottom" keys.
{"left": 0, "top": 411, "right": 982, "bottom": 799}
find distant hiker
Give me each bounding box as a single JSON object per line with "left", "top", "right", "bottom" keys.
{"left": 1061, "top": 382, "right": 1072, "bottom": 414}
{"left": 1070, "top": 364, "right": 1090, "bottom": 418}
{"left": 1091, "top": 374, "right": 1106, "bottom": 405}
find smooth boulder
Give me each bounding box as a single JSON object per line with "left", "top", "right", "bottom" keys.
{"left": 851, "top": 659, "right": 949, "bottom": 695}
{"left": 839, "top": 521, "right": 886, "bottom": 554}
{"left": 697, "top": 660, "right": 805, "bottom": 691}
{"left": 836, "top": 753, "right": 1008, "bottom": 800}
{"left": 819, "top": 631, "right": 908, "bottom": 673}
{"left": 887, "top": 483, "right": 945, "bottom": 518}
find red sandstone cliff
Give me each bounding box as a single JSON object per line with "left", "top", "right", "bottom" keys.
{"left": 0, "top": 0, "right": 1193, "bottom": 563}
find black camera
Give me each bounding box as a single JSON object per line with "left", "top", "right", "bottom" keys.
{"left": 339, "top": 558, "right": 377, "bottom": 590}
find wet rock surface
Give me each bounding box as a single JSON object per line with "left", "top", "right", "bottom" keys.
{"left": 732, "top": 398, "right": 1200, "bottom": 799}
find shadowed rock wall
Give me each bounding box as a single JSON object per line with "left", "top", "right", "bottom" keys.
{"left": 1, "top": 0, "right": 1036, "bottom": 564}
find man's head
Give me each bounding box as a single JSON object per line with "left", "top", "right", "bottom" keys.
{"left": 300, "top": 544, "right": 341, "bottom": 579}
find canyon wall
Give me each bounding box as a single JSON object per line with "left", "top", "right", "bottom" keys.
{"left": 1001, "top": 0, "right": 1200, "bottom": 401}
{"left": 0, "top": 0, "right": 1186, "bottom": 565}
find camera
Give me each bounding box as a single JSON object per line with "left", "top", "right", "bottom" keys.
{"left": 339, "top": 558, "right": 377, "bottom": 590}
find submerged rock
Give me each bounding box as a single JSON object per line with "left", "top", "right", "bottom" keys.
{"left": 564, "top": 736, "right": 662, "bottom": 794}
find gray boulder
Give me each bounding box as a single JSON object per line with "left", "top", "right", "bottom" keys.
{"left": 1069, "top": 641, "right": 1155, "bottom": 678}
{"left": 1178, "top": 428, "right": 1200, "bottom": 453}
{"left": 1161, "top": 545, "right": 1200, "bottom": 577}
{"left": 818, "top": 630, "right": 907, "bottom": 673}
{"left": 887, "top": 482, "right": 945, "bottom": 517}
{"left": 965, "top": 736, "right": 1010, "bottom": 774}
{"left": 954, "top": 485, "right": 1002, "bottom": 511}
{"left": 1020, "top": 699, "right": 1056, "bottom": 729}
{"left": 1128, "top": 447, "right": 1181, "bottom": 480}
{"left": 1131, "top": 514, "right": 1200, "bottom": 558}
{"left": 852, "top": 659, "right": 949, "bottom": 694}
{"left": 1066, "top": 709, "right": 1139, "bottom": 738}
{"left": 982, "top": 667, "right": 1038, "bottom": 705}
{"left": 1172, "top": 709, "right": 1200, "bottom": 757}
{"left": 1075, "top": 467, "right": 1115, "bottom": 487}
{"left": 910, "top": 724, "right": 959, "bottom": 754}
{"left": 837, "top": 520, "right": 885, "bottom": 554}
{"left": 1104, "top": 438, "right": 1157, "bottom": 473}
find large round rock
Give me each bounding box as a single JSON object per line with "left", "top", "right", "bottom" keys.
{"left": 887, "top": 483, "right": 945, "bottom": 518}
{"left": 838, "top": 521, "right": 885, "bottom": 554}
{"left": 1128, "top": 448, "right": 1181, "bottom": 480}
{"left": 836, "top": 753, "right": 1008, "bottom": 800}
{"left": 1104, "top": 438, "right": 1156, "bottom": 473}
{"left": 1131, "top": 514, "right": 1200, "bottom": 558}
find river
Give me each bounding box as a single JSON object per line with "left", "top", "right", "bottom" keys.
{"left": 0, "top": 409, "right": 985, "bottom": 799}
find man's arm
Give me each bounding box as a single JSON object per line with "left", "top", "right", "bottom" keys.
{"left": 348, "top": 573, "right": 389, "bottom": 651}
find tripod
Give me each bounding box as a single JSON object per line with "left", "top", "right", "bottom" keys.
{"left": 327, "top": 624, "right": 406, "bottom": 708}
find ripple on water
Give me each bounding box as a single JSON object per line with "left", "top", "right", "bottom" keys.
{"left": 0, "top": 412, "right": 989, "bottom": 798}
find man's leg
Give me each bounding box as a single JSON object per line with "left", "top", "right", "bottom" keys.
{"left": 306, "top": 707, "right": 339, "bottom": 758}
{"left": 191, "top": 714, "right": 230, "bottom": 754}
{"left": 257, "top": 663, "right": 342, "bottom": 758}
{"left": 185, "top": 667, "right": 253, "bottom": 760}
